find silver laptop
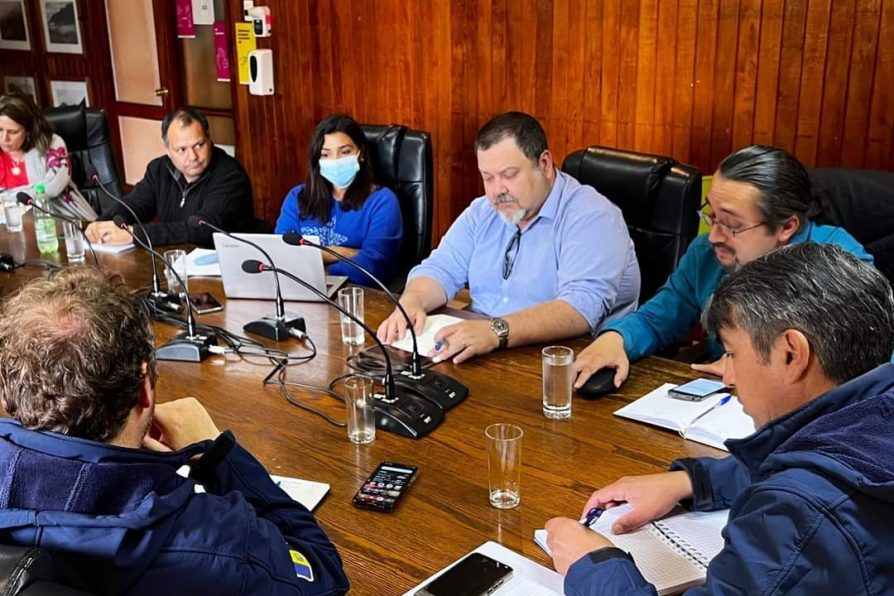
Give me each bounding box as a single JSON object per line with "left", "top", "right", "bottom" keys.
{"left": 213, "top": 233, "right": 347, "bottom": 302}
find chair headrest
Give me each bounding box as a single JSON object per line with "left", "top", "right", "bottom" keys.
{"left": 565, "top": 147, "right": 674, "bottom": 228}
{"left": 43, "top": 104, "right": 88, "bottom": 152}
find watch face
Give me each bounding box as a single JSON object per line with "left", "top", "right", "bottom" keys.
{"left": 491, "top": 318, "right": 509, "bottom": 336}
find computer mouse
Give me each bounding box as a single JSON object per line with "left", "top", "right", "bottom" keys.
{"left": 576, "top": 367, "right": 618, "bottom": 400}
{"left": 0, "top": 253, "right": 15, "bottom": 272}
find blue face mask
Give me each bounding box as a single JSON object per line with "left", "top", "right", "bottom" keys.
{"left": 319, "top": 154, "right": 360, "bottom": 189}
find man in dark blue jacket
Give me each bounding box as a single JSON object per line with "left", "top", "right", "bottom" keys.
{"left": 545, "top": 243, "right": 894, "bottom": 595}
{"left": 0, "top": 267, "right": 349, "bottom": 595}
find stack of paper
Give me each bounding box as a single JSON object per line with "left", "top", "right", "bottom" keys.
{"left": 390, "top": 314, "right": 465, "bottom": 355}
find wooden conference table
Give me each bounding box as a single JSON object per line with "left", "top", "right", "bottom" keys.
{"left": 0, "top": 218, "right": 725, "bottom": 595}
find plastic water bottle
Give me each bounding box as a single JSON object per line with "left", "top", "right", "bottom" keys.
{"left": 33, "top": 183, "right": 59, "bottom": 254}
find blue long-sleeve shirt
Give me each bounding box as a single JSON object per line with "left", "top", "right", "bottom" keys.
{"left": 407, "top": 171, "right": 641, "bottom": 331}
{"left": 604, "top": 222, "right": 874, "bottom": 360}
{"left": 274, "top": 184, "right": 403, "bottom": 286}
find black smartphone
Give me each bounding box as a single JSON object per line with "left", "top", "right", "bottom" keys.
{"left": 416, "top": 553, "right": 513, "bottom": 596}
{"left": 668, "top": 378, "right": 727, "bottom": 401}
{"left": 188, "top": 292, "right": 223, "bottom": 315}
{"left": 352, "top": 461, "right": 418, "bottom": 513}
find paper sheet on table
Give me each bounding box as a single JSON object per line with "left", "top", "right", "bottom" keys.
{"left": 92, "top": 242, "right": 135, "bottom": 254}
{"left": 403, "top": 541, "right": 563, "bottom": 595}
{"left": 186, "top": 247, "right": 221, "bottom": 276}
{"left": 390, "top": 314, "right": 464, "bottom": 355}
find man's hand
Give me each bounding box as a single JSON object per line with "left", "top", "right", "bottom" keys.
{"left": 581, "top": 471, "right": 694, "bottom": 534}
{"left": 691, "top": 354, "right": 727, "bottom": 378}
{"left": 572, "top": 331, "right": 630, "bottom": 389}
{"left": 430, "top": 320, "right": 498, "bottom": 364}
{"left": 85, "top": 221, "right": 132, "bottom": 245}
{"left": 143, "top": 397, "right": 221, "bottom": 452}
{"left": 377, "top": 294, "right": 427, "bottom": 345}
{"left": 544, "top": 517, "right": 615, "bottom": 576}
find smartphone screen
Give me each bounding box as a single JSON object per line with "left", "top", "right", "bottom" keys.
{"left": 188, "top": 292, "right": 223, "bottom": 314}
{"left": 668, "top": 378, "right": 727, "bottom": 401}
{"left": 352, "top": 462, "right": 418, "bottom": 512}
{"left": 417, "top": 553, "right": 513, "bottom": 596}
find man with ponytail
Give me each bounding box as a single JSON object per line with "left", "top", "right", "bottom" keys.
{"left": 573, "top": 145, "right": 873, "bottom": 390}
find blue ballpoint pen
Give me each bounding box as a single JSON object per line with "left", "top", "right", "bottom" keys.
{"left": 680, "top": 394, "right": 732, "bottom": 436}
{"left": 582, "top": 507, "right": 604, "bottom": 527}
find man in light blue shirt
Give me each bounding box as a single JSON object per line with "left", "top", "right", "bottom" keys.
{"left": 377, "top": 112, "right": 640, "bottom": 364}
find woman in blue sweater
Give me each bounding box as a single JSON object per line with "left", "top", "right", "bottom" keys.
{"left": 275, "top": 114, "right": 403, "bottom": 286}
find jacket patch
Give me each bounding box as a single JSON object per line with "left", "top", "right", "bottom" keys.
{"left": 289, "top": 549, "right": 314, "bottom": 582}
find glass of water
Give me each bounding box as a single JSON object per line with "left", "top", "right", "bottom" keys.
{"left": 2, "top": 192, "right": 23, "bottom": 233}
{"left": 63, "top": 220, "right": 85, "bottom": 262}
{"left": 343, "top": 375, "right": 376, "bottom": 444}
{"left": 163, "top": 249, "right": 188, "bottom": 296}
{"left": 337, "top": 287, "right": 365, "bottom": 345}
{"left": 542, "top": 345, "right": 574, "bottom": 419}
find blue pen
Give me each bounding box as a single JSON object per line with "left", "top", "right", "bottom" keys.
{"left": 582, "top": 507, "right": 603, "bottom": 527}
{"left": 680, "top": 394, "right": 733, "bottom": 436}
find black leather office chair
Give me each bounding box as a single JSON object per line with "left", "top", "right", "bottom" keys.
{"left": 562, "top": 146, "right": 702, "bottom": 302}
{"left": 810, "top": 168, "right": 894, "bottom": 285}
{"left": 0, "top": 545, "right": 93, "bottom": 595}
{"left": 43, "top": 104, "right": 123, "bottom": 218}
{"left": 361, "top": 124, "right": 434, "bottom": 291}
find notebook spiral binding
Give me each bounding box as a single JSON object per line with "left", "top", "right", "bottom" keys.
{"left": 650, "top": 521, "right": 711, "bottom": 569}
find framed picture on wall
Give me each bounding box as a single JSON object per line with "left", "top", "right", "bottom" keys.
{"left": 0, "top": 0, "right": 30, "bottom": 51}
{"left": 50, "top": 79, "right": 89, "bottom": 107}
{"left": 3, "top": 75, "right": 37, "bottom": 102}
{"left": 40, "top": 0, "right": 81, "bottom": 54}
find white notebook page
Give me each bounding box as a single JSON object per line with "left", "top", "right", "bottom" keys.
{"left": 590, "top": 505, "right": 706, "bottom": 595}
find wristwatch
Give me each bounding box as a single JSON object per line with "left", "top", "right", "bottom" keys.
{"left": 490, "top": 317, "right": 510, "bottom": 350}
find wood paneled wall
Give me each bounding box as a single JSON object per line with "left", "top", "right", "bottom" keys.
{"left": 6, "top": 1, "right": 892, "bottom": 241}
{"left": 230, "top": 0, "right": 894, "bottom": 239}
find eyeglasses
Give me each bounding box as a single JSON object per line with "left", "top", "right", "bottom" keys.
{"left": 698, "top": 201, "right": 764, "bottom": 237}
{"left": 502, "top": 228, "right": 522, "bottom": 280}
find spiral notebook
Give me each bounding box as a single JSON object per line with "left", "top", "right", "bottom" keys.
{"left": 534, "top": 505, "right": 727, "bottom": 595}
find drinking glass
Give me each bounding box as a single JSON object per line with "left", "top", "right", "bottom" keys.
{"left": 338, "top": 287, "right": 365, "bottom": 345}
{"left": 542, "top": 346, "right": 574, "bottom": 419}
{"left": 485, "top": 423, "right": 523, "bottom": 509}
{"left": 63, "top": 220, "right": 85, "bottom": 261}
{"left": 344, "top": 375, "right": 376, "bottom": 444}
{"left": 2, "top": 192, "right": 22, "bottom": 233}
{"left": 163, "top": 249, "right": 188, "bottom": 295}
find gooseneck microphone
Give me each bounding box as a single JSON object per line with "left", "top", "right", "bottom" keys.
{"left": 282, "top": 232, "right": 468, "bottom": 410}
{"left": 84, "top": 165, "right": 179, "bottom": 312}
{"left": 242, "top": 259, "right": 442, "bottom": 438}
{"left": 16, "top": 192, "right": 98, "bottom": 266}
{"left": 189, "top": 216, "right": 305, "bottom": 341}
{"left": 113, "top": 216, "right": 217, "bottom": 362}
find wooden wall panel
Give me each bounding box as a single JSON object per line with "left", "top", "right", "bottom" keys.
{"left": 223, "top": 0, "right": 894, "bottom": 240}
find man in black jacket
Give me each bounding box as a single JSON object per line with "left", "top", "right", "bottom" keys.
{"left": 86, "top": 107, "right": 255, "bottom": 247}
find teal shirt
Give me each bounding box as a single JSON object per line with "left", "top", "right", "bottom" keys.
{"left": 604, "top": 222, "right": 874, "bottom": 361}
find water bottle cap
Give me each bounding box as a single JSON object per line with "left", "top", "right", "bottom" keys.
{"left": 35, "top": 183, "right": 45, "bottom": 193}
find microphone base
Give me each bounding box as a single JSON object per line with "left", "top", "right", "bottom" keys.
{"left": 243, "top": 311, "right": 306, "bottom": 341}
{"left": 144, "top": 290, "right": 181, "bottom": 313}
{"left": 156, "top": 331, "right": 218, "bottom": 362}
{"left": 395, "top": 368, "right": 470, "bottom": 411}
{"left": 371, "top": 384, "right": 444, "bottom": 439}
